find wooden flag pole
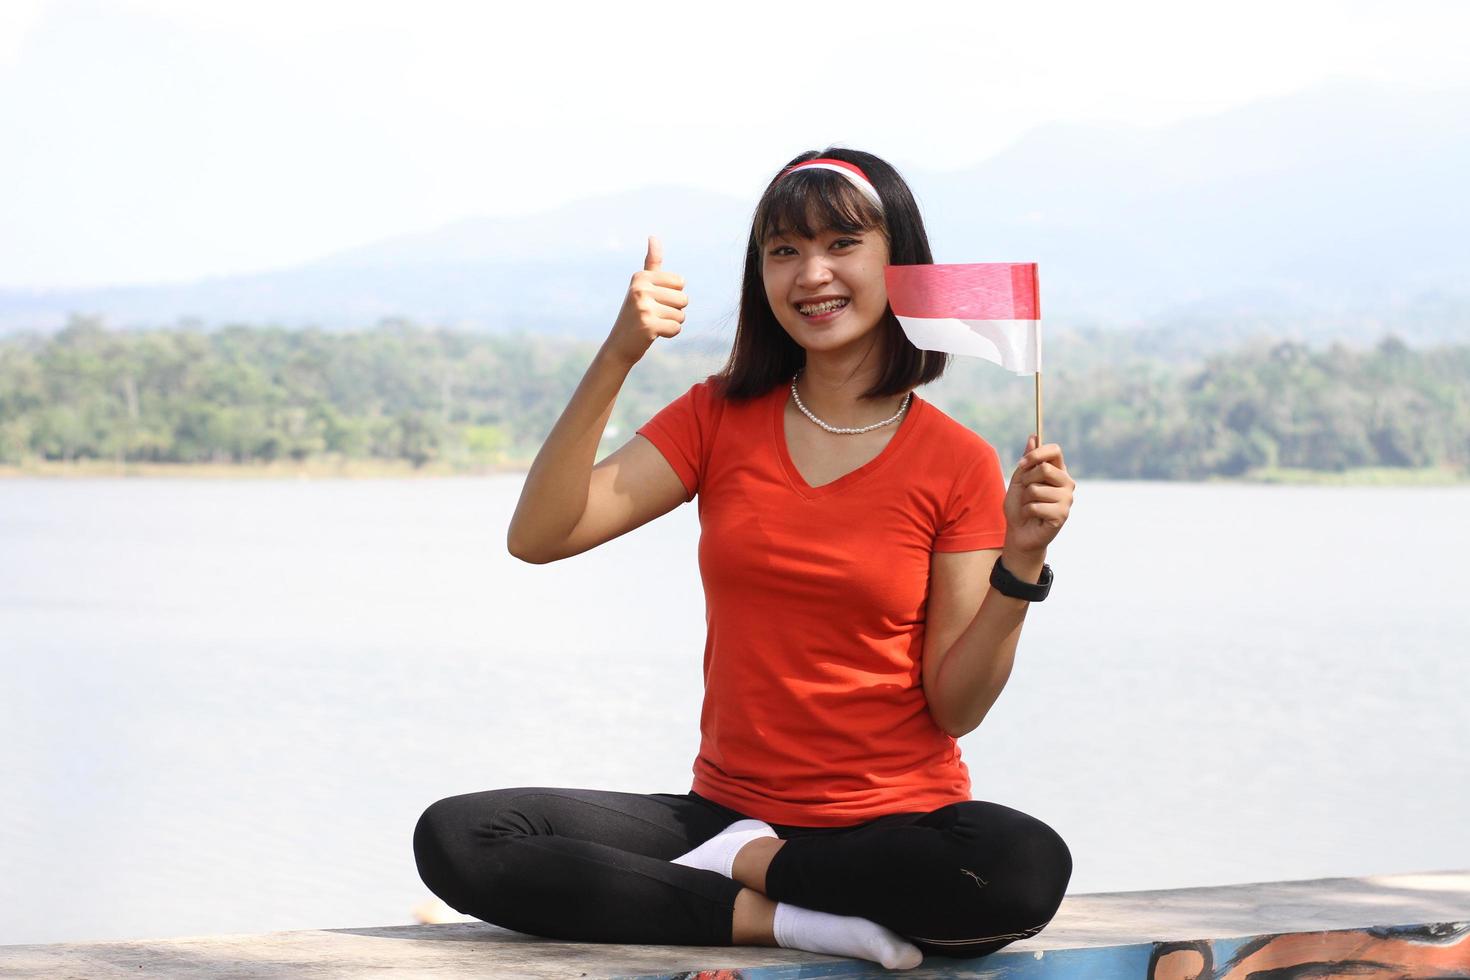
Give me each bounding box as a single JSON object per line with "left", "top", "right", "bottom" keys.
{"left": 1035, "top": 371, "right": 1044, "bottom": 447}
{"left": 1034, "top": 321, "right": 1044, "bottom": 446}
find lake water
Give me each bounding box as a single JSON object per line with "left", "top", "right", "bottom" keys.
{"left": 1, "top": 476, "right": 1468, "bottom": 946}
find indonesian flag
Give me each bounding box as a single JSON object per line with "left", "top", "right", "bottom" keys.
{"left": 884, "top": 263, "right": 1041, "bottom": 375}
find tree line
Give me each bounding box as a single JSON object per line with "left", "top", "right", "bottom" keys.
{"left": 1, "top": 318, "right": 1465, "bottom": 479}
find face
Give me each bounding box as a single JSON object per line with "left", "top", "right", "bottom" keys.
{"left": 761, "top": 223, "right": 890, "bottom": 356}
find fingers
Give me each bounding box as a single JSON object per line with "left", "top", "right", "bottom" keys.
{"left": 1015, "top": 460, "right": 1072, "bottom": 488}
{"left": 1021, "top": 483, "right": 1069, "bottom": 504}
{"left": 1020, "top": 501, "right": 1070, "bottom": 523}
{"left": 1010, "top": 440, "right": 1074, "bottom": 499}
{"left": 1016, "top": 482, "right": 1072, "bottom": 525}
{"left": 610, "top": 237, "right": 685, "bottom": 363}
{"left": 1018, "top": 441, "right": 1066, "bottom": 473}
{"left": 633, "top": 284, "right": 688, "bottom": 321}
{"left": 629, "top": 284, "right": 687, "bottom": 327}
{"left": 646, "top": 271, "right": 685, "bottom": 289}
{"left": 649, "top": 285, "right": 688, "bottom": 310}
{"left": 633, "top": 236, "right": 685, "bottom": 324}
{"left": 1006, "top": 439, "right": 1074, "bottom": 543}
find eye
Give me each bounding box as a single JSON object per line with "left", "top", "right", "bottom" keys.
{"left": 832, "top": 237, "right": 860, "bottom": 249}
{"left": 768, "top": 244, "right": 796, "bottom": 257}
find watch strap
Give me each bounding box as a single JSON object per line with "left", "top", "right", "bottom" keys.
{"left": 989, "top": 557, "right": 1053, "bottom": 602}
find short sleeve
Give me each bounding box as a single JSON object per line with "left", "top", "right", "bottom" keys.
{"left": 635, "top": 381, "right": 714, "bottom": 502}
{"left": 933, "top": 440, "right": 1008, "bottom": 552}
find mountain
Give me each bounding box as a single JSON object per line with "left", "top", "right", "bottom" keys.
{"left": 0, "top": 186, "right": 755, "bottom": 339}
{"left": 3, "top": 79, "right": 1467, "bottom": 346}
{"left": 921, "top": 80, "right": 1470, "bottom": 326}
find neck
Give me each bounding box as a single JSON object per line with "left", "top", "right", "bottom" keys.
{"left": 793, "top": 345, "right": 907, "bottom": 429}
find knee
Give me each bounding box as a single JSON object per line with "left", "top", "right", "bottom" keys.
{"left": 413, "top": 793, "right": 514, "bottom": 908}
{"left": 948, "top": 803, "right": 1071, "bottom": 924}
{"left": 998, "top": 814, "right": 1072, "bottom": 927}
{"left": 413, "top": 797, "right": 468, "bottom": 900}
{"left": 899, "top": 806, "right": 1072, "bottom": 959}
{"left": 413, "top": 796, "right": 466, "bottom": 860}
{"left": 918, "top": 819, "right": 1071, "bottom": 960}
{"left": 412, "top": 790, "right": 544, "bottom": 904}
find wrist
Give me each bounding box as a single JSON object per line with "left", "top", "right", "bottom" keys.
{"left": 1000, "top": 546, "right": 1046, "bottom": 584}
{"left": 595, "top": 342, "right": 638, "bottom": 374}
{"left": 989, "top": 552, "right": 1053, "bottom": 602}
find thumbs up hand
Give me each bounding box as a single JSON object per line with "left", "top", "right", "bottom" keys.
{"left": 603, "top": 235, "right": 689, "bottom": 368}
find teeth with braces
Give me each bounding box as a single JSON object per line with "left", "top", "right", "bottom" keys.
{"left": 797, "top": 298, "right": 849, "bottom": 315}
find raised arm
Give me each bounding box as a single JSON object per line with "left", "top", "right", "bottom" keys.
{"left": 922, "top": 437, "right": 1075, "bottom": 736}
{"left": 506, "top": 237, "right": 692, "bottom": 564}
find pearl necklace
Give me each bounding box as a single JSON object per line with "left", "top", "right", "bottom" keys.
{"left": 790, "top": 371, "right": 912, "bottom": 435}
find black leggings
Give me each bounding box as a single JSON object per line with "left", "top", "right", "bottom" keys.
{"left": 413, "top": 786, "right": 1072, "bottom": 960}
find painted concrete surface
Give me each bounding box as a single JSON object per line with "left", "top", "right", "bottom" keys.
{"left": 1, "top": 870, "right": 1467, "bottom": 978}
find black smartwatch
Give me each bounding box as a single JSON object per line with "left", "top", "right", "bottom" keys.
{"left": 989, "top": 557, "right": 1053, "bottom": 602}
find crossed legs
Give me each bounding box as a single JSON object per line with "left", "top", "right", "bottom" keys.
{"left": 412, "top": 786, "right": 1071, "bottom": 962}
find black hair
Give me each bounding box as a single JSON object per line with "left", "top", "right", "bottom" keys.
{"left": 711, "top": 147, "right": 950, "bottom": 401}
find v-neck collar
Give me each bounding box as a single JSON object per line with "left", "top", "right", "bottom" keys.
{"left": 772, "top": 383, "right": 924, "bottom": 500}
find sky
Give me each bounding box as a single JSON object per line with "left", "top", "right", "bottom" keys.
{"left": 2, "top": 0, "right": 1468, "bottom": 290}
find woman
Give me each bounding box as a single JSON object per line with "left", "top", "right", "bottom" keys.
{"left": 413, "top": 148, "right": 1076, "bottom": 970}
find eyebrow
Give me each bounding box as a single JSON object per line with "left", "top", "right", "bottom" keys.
{"left": 765, "top": 228, "right": 864, "bottom": 245}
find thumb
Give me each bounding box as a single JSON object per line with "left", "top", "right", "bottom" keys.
{"left": 1019, "top": 434, "right": 1038, "bottom": 467}
{"left": 644, "top": 235, "right": 663, "bottom": 272}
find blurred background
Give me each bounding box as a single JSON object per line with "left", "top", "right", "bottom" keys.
{"left": 1, "top": 0, "right": 1467, "bottom": 947}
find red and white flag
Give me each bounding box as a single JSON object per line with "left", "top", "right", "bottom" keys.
{"left": 884, "top": 263, "right": 1041, "bottom": 375}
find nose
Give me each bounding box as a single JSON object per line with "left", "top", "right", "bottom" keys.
{"left": 796, "top": 253, "right": 833, "bottom": 290}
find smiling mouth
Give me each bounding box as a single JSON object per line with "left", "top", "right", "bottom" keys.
{"left": 795, "top": 297, "right": 850, "bottom": 316}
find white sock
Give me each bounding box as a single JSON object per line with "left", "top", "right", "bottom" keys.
{"left": 670, "top": 818, "right": 777, "bottom": 878}
{"left": 773, "top": 901, "right": 923, "bottom": 970}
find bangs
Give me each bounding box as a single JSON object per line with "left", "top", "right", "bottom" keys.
{"left": 754, "top": 168, "right": 885, "bottom": 244}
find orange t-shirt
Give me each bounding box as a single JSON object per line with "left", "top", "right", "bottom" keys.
{"left": 635, "top": 376, "right": 1008, "bottom": 826}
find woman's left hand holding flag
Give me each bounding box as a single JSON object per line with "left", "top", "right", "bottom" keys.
{"left": 1002, "top": 437, "right": 1075, "bottom": 562}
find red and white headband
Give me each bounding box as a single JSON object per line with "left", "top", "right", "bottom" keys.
{"left": 778, "top": 158, "right": 883, "bottom": 211}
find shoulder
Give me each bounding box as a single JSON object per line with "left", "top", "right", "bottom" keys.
{"left": 642, "top": 375, "right": 743, "bottom": 440}
{"left": 695, "top": 373, "right": 783, "bottom": 405}
{"left": 913, "top": 394, "right": 998, "bottom": 461}
{"left": 685, "top": 375, "right": 736, "bottom": 420}
{"left": 690, "top": 374, "right": 726, "bottom": 403}
{"left": 655, "top": 375, "right": 726, "bottom": 415}
{"left": 916, "top": 396, "right": 1010, "bottom": 547}
{"left": 908, "top": 396, "right": 1007, "bottom": 502}
{"left": 687, "top": 374, "right": 786, "bottom": 420}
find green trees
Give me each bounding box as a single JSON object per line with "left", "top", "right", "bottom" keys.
{"left": 925, "top": 336, "right": 1468, "bottom": 479}
{"left": 0, "top": 318, "right": 1464, "bottom": 479}
{"left": 0, "top": 318, "right": 726, "bottom": 471}
{"left": 1203, "top": 339, "right": 1466, "bottom": 475}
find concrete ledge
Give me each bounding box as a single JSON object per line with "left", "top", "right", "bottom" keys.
{"left": 3, "top": 871, "right": 1467, "bottom": 978}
